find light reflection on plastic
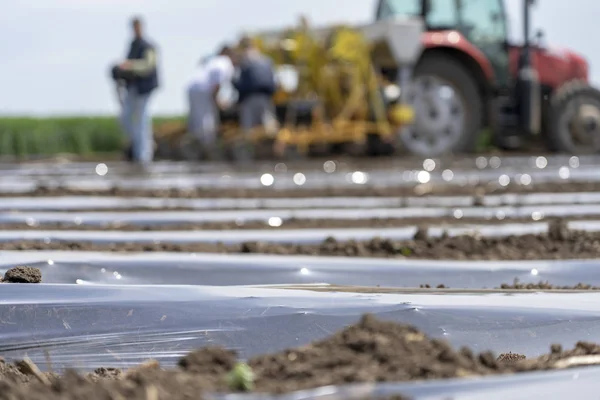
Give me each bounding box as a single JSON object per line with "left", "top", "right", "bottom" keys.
{"left": 260, "top": 174, "right": 274, "bottom": 186}
{"left": 531, "top": 268, "right": 539, "bottom": 276}
{"left": 95, "top": 163, "right": 108, "bottom": 176}
{"left": 489, "top": 157, "right": 501, "bottom": 168}
{"left": 268, "top": 217, "right": 283, "bottom": 227}
{"left": 300, "top": 267, "right": 310, "bottom": 275}
{"left": 569, "top": 156, "right": 580, "bottom": 168}
{"left": 423, "top": 159, "right": 436, "bottom": 172}
{"left": 416, "top": 171, "right": 430, "bottom": 183}
{"left": 323, "top": 161, "right": 336, "bottom": 173}
{"left": 274, "top": 163, "right": 287, "bottom": 173}
{"left": 47, "top": 259, "right": 54, "bottom": 265}
{"left": 519, "top": 174, "right": 532, "bottom": 185}
{"left": 532, "top": 211, "right": 544, "bottom": 221}
{"left": 558, "top": 166, "right": 570, "bottom": 179}
{"left": 453, "top": 209, "right": 463, "bottom": 219}
{"left": 351, "top": 171, "right": 368, "bottom": 184}
{"left": 475, "top": 157, "right": 488, "bottom": 169}
{"left": 25, "top": 218, "right": 37, "bottom": 227}
{"left": 442, "top": 169, "right": 454, "bottom": 181}
{"left": 101, "top": 268, "right": 106, "bottom": 273}
{"left": 293, "top": 173, "right": 306, "bottom": 185}
{"left": 535, "top": 156, "right": 548, "bottom": 169}
{"left": 498, "top": 175, "right": 510, "bottom": 186}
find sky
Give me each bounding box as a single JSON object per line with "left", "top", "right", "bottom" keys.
{"left": 1, "top": 0, "right": 598, "bottom": 116}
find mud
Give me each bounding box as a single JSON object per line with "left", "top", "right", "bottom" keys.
{"left": 3, "top": 314, "right": 600, "bottom": 399}
{"left": 0, "top": 215, "right": 589, "bottom": 231}
{"left": 8, "top": 180, "right": 600, "bottom": 199}
{"left": 2, "top": 266, "right": 42, "bottom": 283}
{"left": 5, "top": 227, "right": 600, "bottom": 260}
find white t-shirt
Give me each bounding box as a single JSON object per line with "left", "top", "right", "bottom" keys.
{"left": 188, "top": 55, "right": 234, "bottom": 93}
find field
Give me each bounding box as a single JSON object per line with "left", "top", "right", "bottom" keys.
{"left": 3, "top": 154, "right": 600, "bottom": 399}
{"left": 0, "top": 116, "right": 184, "bottom": 158}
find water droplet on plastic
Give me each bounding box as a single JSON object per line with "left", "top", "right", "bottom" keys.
{"left": 558, "top": 166, "right": 570, "bottom": 179}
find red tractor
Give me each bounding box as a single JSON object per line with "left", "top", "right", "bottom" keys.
{"left": 376, "top": 0, "right": 600, "bottom": 156}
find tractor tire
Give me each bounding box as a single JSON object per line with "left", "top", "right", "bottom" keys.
{"left": 398, "top": 52, "right": 483, "bottom": 157}
{"left": 545, "top": 80, "right": 600, "bottom": 153}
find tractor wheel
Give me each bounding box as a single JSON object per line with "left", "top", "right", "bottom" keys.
{"left": 398, "top": 53, "right": 483, "bottom": 156}
{"left": 545, "top": 80, "right": 600, "bottom": 153}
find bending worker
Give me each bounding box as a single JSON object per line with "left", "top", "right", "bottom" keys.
{"left": 186, "top": 46, "right": 235, "bottom": 160}
{"left": 232, "top": 37, "right": 278, "bottom": 161}
{"left": 117, "top": 17, "right": 160, "bottom": 165}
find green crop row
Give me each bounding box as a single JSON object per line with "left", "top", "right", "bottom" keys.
{"left": 0, "top": 116, "right": 184, "bottom": 157}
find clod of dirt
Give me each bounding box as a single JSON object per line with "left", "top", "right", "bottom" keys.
{"left": 497, "top": 352, "right": 526, "bottom": 364}
{"left": 548, "top": 218, "right": 570, "bottom": 240}
{"left": 3, "top": 266, "right": 42, "bottom": 283}
{"left": 472, "top": 193, "right": 485, "bottom": 206}
{"left": 413, "top": 226, "right": 429, "bottom": 241}
{"left": 499, "top": 278, "right": 600, "bottom": 290}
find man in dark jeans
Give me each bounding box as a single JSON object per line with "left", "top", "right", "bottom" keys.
{"left": 118, "top": 17, "right": 159, "bottom": 165}
{"left": 232, "top": 37, "right": 278, "bottom": 161}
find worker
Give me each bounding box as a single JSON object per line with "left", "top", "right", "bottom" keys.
{"left": 232, "top": 36, "right": 278, "bottom": 161}
{"left": 186, "top": 45, "right": 235, "bottom": 160}
{"left": 117, "top": 16, "right": 159, "bottom": 165}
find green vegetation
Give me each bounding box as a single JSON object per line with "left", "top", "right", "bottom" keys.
{"left": 0, "top": 116, "right": 183, "bottom": 157}
{"left": 226, "top": 362, "right": 255, "bottom": 392}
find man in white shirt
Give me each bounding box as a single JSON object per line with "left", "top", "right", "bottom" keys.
{"left": 186, "top": 45, "right": 235, "bottom": 159}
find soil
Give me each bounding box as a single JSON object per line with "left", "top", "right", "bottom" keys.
{"left": 2, "top": 314, "right": 600, "bottom": 399}
{"left": 497, "top": 353, "right": 527, "bottom": 364}
{"left": 0, "top": 215, "right": 589, "bottom": 231}
{"left": 4, "top": 223, "right": 600, "bottom": 260}
{"left": 6, "top": 180, "right": 600, "bottom": 199}
{"left": 499, "top": 279, "right": 600, "bottom": 290}
{"left": 1, "top": 266, "right": 42, "bottom": 283}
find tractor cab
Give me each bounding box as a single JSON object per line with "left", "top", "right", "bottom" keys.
{"left": 376, "top": 0, "right": 512, "bottom": 89}
{"left": 374, "top": 0, "right": 600, "bottom": 156}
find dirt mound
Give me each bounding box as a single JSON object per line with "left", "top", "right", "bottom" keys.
{"left": 4, "top": 227, "right": 600, "bottom": 260}
{"left": 4, "top": 215, "right": 595, "bottom": 231}
{"left": 2, "top": 315, "right": 600, "bottom": 399}
{"left": 6, "top": 180, "right": 600, "bottom": 199}
{"left": 2, "top": 267, "right": 42, "bottom": 283}
{"left": 499, "top": 278, "right": 600, "bottom": 290}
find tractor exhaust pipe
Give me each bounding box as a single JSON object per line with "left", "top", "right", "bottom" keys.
{"left": 516, "top": 0, "right": 541, "bottom": 136}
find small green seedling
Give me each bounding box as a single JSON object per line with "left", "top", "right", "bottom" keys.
{"left": 226, "top": 362, "right": 255, "bottom": 392}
